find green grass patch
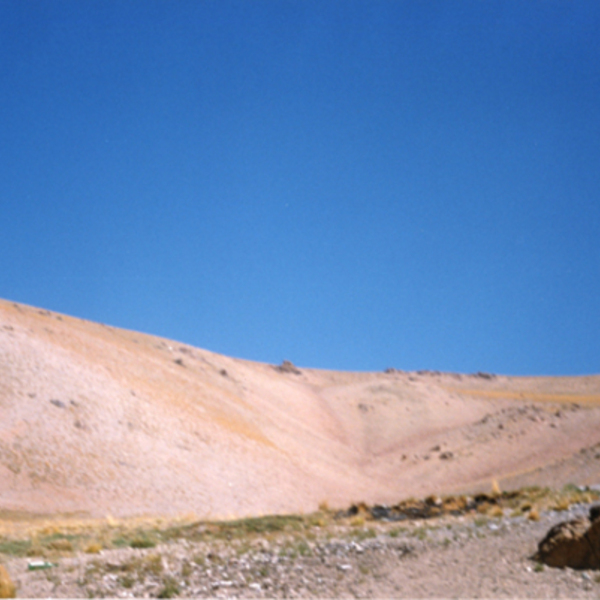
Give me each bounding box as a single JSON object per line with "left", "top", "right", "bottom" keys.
{"left": 411, "top": 527, "right": 428, "bottom": 540}
{"left": 160, "top": 513, "right": 311, "bottom": 545}
{"left": 217, "top": 514, "right": 305, "bottom": 536}
{"left": 129, "top": 536, "right": 157, "bottom": 549}
{"left": 157, "top": 575, "right": 180, "bottom": 598}
{"left": 0, "top": 538, "right": 32, "bottom": 557}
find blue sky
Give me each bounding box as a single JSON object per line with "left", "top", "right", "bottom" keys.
{"left": 1, "top": 1, "right": 599, "bottom": 375}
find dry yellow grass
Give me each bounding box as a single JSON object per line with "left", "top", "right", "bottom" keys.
{"left": 84, "top": 542, "right": 103, "bottom": 554}
{"left": 553, "top": 498, "right": 571, "bottom": 511}
{"left": 349, "top": 515, "right": 366, "bottom": 527}
{"left": 444, "top": 387, "right": 600, "bottom": 406}
{"left": 491, "top": 479, "right": 501, "bottom": 496}
{"left": 0, "top": 565, "right": 15, "bottom": 599}
{"left": 488, "top": 505, "right": 504, "bottom": 518}
{"left": 0, "top": 512, "right": 199, "bottom": 563}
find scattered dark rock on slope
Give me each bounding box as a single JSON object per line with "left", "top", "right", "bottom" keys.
{"left": 340, "top": 491, "right": 521, "bottom": 522}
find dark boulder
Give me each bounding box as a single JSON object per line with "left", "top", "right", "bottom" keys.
{"left": 535, "top": 505, "right": 600, "bottom": 569}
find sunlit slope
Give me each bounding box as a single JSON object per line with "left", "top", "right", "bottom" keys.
{"left": 1, "top": 299, "right": 599, "bottom": 518}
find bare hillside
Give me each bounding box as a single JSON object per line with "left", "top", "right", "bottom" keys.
{"left": 1, "top": 299, "right": 599, "bottom": 519}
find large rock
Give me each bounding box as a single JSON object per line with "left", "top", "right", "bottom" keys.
{"left": 535, "top": 505, "right": 600, "bottom": 569}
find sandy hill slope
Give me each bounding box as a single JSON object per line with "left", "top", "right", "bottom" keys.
{"left": 1, "top": 299, "right": 599, "bottom": 520}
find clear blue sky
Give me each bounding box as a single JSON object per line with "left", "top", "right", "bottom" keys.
{"left": 1, "top": 1, "right": 599, "bottom": 375}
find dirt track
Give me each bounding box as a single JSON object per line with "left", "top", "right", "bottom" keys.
{"left": 1, "top": 297, "right": 600, "bottom": 520}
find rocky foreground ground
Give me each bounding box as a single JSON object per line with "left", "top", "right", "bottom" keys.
{"left": 3, "top": 490, "right": 600, "bottom": 598}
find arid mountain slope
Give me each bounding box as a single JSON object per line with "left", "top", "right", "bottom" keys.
{"left": 1, "top": 299, "right": 599, "bottom": 519}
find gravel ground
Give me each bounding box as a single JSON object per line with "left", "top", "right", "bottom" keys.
{"left": 5, "top": 503, "right": 600, "bottom": 598}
